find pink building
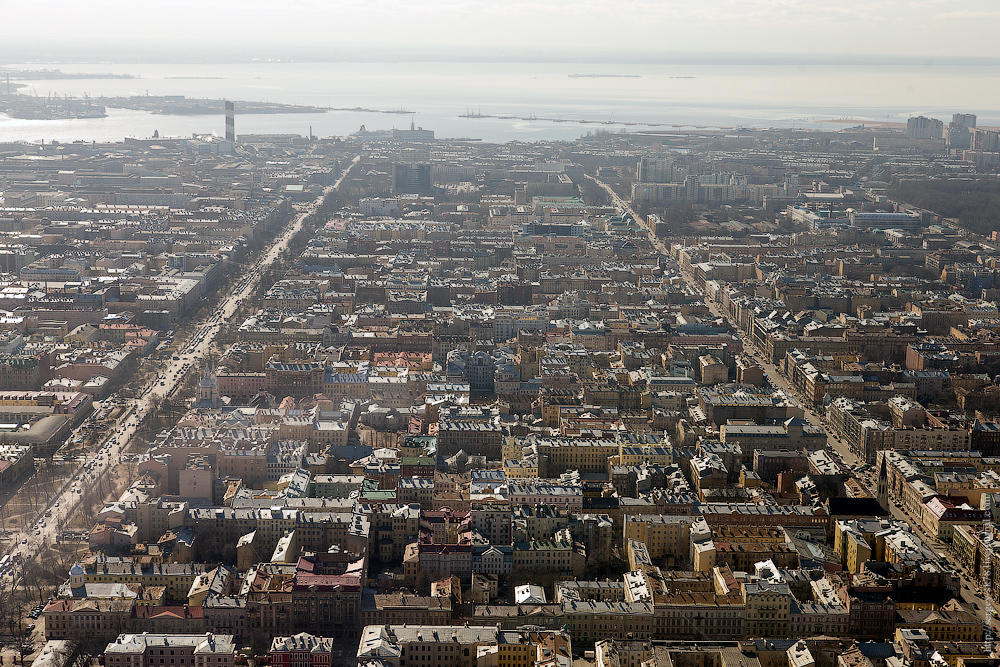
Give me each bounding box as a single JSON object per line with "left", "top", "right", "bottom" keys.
{"left": 269, "top": 633, "right": 334, "bottom": 667}
{"left": 216, "top": 371, "right": 267, "bottom": 400}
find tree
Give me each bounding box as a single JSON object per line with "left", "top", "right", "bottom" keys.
{"left": 415, "top": 569, "right": 432, "bottom": 596}
{"left": 889, "top": 178, "right": 1000, "bottom": 236}
{"left": 78, "top": 483, "right": 98, "bottom": 524}
{"left": 21, "top": 560, "right": 47, "bottom": 606}
{"left": 245, "top": 626, "right": 274, "bottom": 657}
{"left": 579, "top": 179, "right": 611, "bottom": 206}
{"left": 63, "top": 603, "right": 133, "bottom": 662}
{"left": 23, "top": 466, "right": 43, "bottom": 513}
{"left": 663, "top": 202, "right": 696, "bottom": 229}
{"left": 123, "top": 457, "right": 139, "bottom": 481}
{"left": 14, "top": 619, "right": 33, "bottom": 665}
{"left": 4, "top": 593, "right": 26, "bottom": 644}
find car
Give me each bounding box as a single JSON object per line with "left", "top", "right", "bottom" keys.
{"left": 21, "top": 539, "right": 26, "bottom": 545}
{"left": 54, "top": 502, "right": 59, "bottom": 507}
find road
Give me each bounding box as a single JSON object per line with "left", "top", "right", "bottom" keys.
{"left": 10, "top": 155, "right": 359, "bottom": 569}
{"left": 590, "top": 174, "right": 990, "bottom": 611}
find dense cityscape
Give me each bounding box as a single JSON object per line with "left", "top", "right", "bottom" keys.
{"left": 1, "top": 101, "right": 1000, "bottom": 667}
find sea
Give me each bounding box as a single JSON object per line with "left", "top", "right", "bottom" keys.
{"left": 2, "top": 60, "right": 1000, "bottom": 144}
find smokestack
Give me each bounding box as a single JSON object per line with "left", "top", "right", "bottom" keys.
{"left": 225, "top": 101, "right": 235, "bottom": 143}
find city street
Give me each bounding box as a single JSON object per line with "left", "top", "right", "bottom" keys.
{"left": 5, "top": 156, "right": 359, "bottom": 570}
{"left": 591, "top": 173, "right": 991, "bottom": 612}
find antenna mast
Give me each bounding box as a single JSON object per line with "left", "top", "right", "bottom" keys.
{"left": 985, "top": 493, "right": 993, "bottom": 653}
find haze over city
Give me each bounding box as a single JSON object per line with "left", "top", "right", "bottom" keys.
{"left": 5, "top": 0, "right": 1000, "bottom": 60}
{"left": 5, "top": 4, "right": 1000, "bottom": 667}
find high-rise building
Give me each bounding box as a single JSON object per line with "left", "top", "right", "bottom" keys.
{"left": 953, "top": 113, "right": 977, "bottom": 129}
{"left": 393, "top": 163, "right": 432, "bottom": 195}
{"left": 906, "top": 116, "right": 943, "bottom": 140}
{"left": 684, "top": 174, "right": 700, "bottom": 201}
{"left": 225, "top": 101, "right": 235, "bottom": 143}
{"left": 972, "top": 128, "right": 1000, "bottom": 151}
{"left": 946, "top": 123, "right": 973, "bottom": 149}
{"left": 784, "top": 173, "right": 799, "bottom": 197}
{"left": 637, "top": 156, "right": 673, "bottom": 183}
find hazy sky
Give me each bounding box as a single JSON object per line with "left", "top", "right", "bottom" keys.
{"left": 6, "top": 0, "right": 1000, "bottom": 61}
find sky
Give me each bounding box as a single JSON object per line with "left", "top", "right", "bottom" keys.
{"left": 5, "top": 0, "right": 1000, "bottom": 61}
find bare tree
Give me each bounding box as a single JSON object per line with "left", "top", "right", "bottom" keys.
{"left": 95, "top": 468, "right": 110, "bottom": 503}
{"left": 5, "top": 593, "right": 26, "bottom": 643}
{"left": 78, "top": 484, "right": 97, "bottom": 525}
{"left": 0, "top": 584, "right": 14, "bottom": 640}
{"left": 53, "top": 546, "right": 80, "bottom": 582}
{"left": 22, "top": 556, "right": 64, "bottom": 609}
{"left": 21, "top": 560, "right": 46, "bottom": 606}
{"left": 0, "top": 496, "right": 10, "bottom": 533}
{"left": 24, "top": 471, "right": 42, "bottom": 513}
{"left": 14, "top": 620, "right": 33, "bottom": 666}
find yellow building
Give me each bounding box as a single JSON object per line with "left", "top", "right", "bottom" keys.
{"left": 834, "top": 519, "right": 907, "bottom": 573}
{"left": 538, "top": 437, "right": 621, "bottom": 476}
{"left": 503, "top": 459, "right": 538, "bottom": 479}
{"left": 623, "top": 515, "right": 703, "bottom": 566}
{"left": 512, "top": 540, "right": 583, "bottom": 576}
{"left": 742, "top": 581, "right": 791, "bottom": 638}
{"left": 924, "top": 642, "right": 991, "bottom": 667}
{"left": 895, "top": 609, "right": 982, "bottom": 643}
{"left": 498, "top": 634, "right": 534, "bottom": 667}
{"left": 82, "top": 562, "right": 205, "bottom": 600}
{"left": 613, "top": 445, "right": 673, "bottom": 467}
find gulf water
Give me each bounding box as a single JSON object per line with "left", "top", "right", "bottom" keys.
{"left": 2, "top": 60, "right": 999, "bottom": 143}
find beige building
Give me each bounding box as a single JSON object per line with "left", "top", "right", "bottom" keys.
{"left": 623, "top": 515, "right": 704, "bottom": 568}
{"left": 742, "top": 581, "right": 791, "bottom": 638}
{"left": 104, "top": 633, "right": 235, "bottom": 667}
{"left": 512, "top": 540, "right": 585, "bottom": 577}
{"left": 699, "top": 355, "right": 728, "bottom": 385}
{"left": 42, "top": 597, "right": 134, "bottom": 640}
{"left": 357, "top": 625, "right": 498, "bottom": 667}
{"left": 595, "top": 639, "right": 652, "bottom": 667}
{"left": 360, "top": 589, "right": 452, "bottom": 627}
{"left": 561, "top": 600, "right": 654, "bottom": 643}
